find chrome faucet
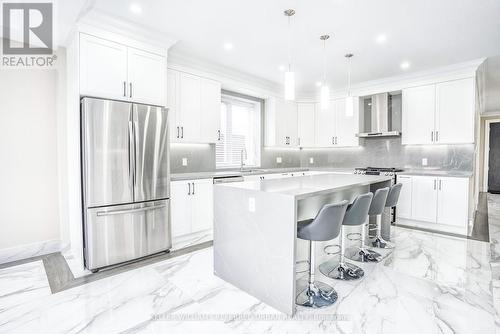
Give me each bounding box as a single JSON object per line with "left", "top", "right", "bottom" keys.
{"left": 240, "top": 148, "right": 247, "bottom": 171}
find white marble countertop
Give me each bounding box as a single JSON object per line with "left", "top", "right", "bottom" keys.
{"left": 399, "top": 169, "right": 473, "bottom": 178}
{"left": 216, "top": 173, "right": 392, "bottom": 200}
{"left": 171, "top": 168, "right": 310, "bottom": 181}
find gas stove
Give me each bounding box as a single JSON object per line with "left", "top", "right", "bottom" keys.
{"left": 354, "top": 167, "right": 404, "bottom": 176}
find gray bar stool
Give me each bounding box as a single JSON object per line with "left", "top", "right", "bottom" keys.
{"left": 319, "top": 192, "right": 373, "bottom": 280}
{"left": 372, "top": 183, "right": 403, "bottom": 249}
{"left": 346, "top": 188, "right": 388, "bottom": 262}
{"left": 296, "top": 200, "right": 349, "bottom": 308}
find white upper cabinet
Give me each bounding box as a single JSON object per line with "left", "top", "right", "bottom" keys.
{"left": 79, "top": 33, "right": 166, "bottom": 106}
{"left": 200, "top": 78, "right": 222, "bottom": 143}
{"left": 127, "top": 47, "right": 166, "bottom": 106}
{"left": 313, "top": 98, "right": 359, "bottom": 148}
{"left": 79, "top": 34, "right": 128, "bottom": 100}
{"left": 335, "top": 97, "right": 359, "bottom": 147}
{"left": 402, "top": 84, "right": 436, "bottom": 145}
{"left": 179, "top": 72, "right": 202, "bottom": 142}
{"left": 167, "top": 69, "right": 222, "bottom": 144}
{"left": 314, "top": 102, "right": 336, "bottom": 147}
{"left": 435, "top": 78, "right": 475, "bottom": 144}
{"left": 402, "top": 78, "right": 475, "bottom": 145}
{"left": 297, "top": 103, "right": 316, "bottom": 147}
{"left": 265, "top": 97, "right": 298, "bottom": 147}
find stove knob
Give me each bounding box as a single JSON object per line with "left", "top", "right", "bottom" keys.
{"left": 362, "top": 171, "right": 366, "bottom": 175}
{"left": 354, "top": 170, "right": 358, "bottom": 174}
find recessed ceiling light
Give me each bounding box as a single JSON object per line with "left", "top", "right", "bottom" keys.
{"left": 315, "top": 81, "right": 322, "bottom": 87}
{"left": 223, "top": 42, "right": 234, "bottom": 51}
{"left": 129, "top": 3, "right": 142, "bottom": 14}
{"left": 375, "top": 34, "right": 387, "bottom": 44}
{"left": 400, "top": 61, "right": 410, "bottom": 70}
{"left": 278, "top": 65, "right": 285, "bottom": 71}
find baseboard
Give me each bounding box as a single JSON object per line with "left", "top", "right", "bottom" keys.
{"left": 0, "top": 239, "right": 64, "bottom": 265}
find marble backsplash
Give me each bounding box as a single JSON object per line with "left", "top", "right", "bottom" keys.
{"left": 170, "top": 137, "right": 474, "bottom": 174}
{"left": 300, "top": 137, "right": 475, "bottom": 171}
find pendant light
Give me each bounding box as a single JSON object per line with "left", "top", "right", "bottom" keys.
{"left": 284, "top": 9, "right": 295, "bottom": 101}
{"left": 345, "top": 53, "right": 354, "bottom": 117}
{"left": 320, "top": 35, "right": 330, "bottom": 110}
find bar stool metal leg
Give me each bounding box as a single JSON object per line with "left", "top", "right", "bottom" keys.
{"left": 319, "top": 227, "right": 364, "bottom": 280}
{"left": 296, "top": 241, "right": 338, "bottom": 308}
{"left": 371, "top": 214, "right": 394, "bottom": 249}
{"left": 346, "top": 221, "right": 383, "bottom": 263}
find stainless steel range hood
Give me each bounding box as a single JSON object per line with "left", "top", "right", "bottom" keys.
{"left": 357, "top": 93, "right": 401, "bottom": 138}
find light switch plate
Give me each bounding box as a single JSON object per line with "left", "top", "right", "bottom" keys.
{"left": 309, "top": 157, "right": 314, "bottom": 164}
{"left": 422, "top": 158, "right": 428, "bottom": 166}
{"left": 248, "top": 197, "right": 256, "bottom": 212}
{"left": 276, "top": 157, "right": 282, "bottom": 164}
{"left": 182, "top": 158, "right": 188, "bottom": 166}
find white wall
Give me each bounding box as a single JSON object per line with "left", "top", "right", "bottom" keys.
{"left": 0, "top": 69, "right": 61, "bottom": 251}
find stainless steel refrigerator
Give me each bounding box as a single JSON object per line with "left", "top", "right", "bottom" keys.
{"left": 81, "top": 97, "right": 171, "bottom": 272}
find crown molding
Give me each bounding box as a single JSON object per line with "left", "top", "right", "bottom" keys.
{"left": 76, "top": 9, "right": 177, "bottom": 51}
{"left": 168, "top": 49, "right": 285, "bottom": 99}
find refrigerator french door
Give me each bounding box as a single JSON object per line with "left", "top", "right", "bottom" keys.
{"left": 81, "top": 97, "right": 171, "bottom": 271}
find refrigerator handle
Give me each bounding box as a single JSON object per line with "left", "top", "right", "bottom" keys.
{"left": 96, "top": 204, "right": 167, "bottom": 217}
{"left": 128, "top": 121, "right": 135, "bottom": 189}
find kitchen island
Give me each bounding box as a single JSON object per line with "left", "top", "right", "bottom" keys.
{"left": 213, "top": 173, "right": 392, "bottom": 315}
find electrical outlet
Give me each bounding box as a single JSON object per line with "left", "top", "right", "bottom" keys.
{"left": 182, "top": 158, "right": 188, "bottom": 166}
{"left": 422, "top": 158, "right": 428, "bottom": 166}
{"left": 276, "top": 157, "right": 282, "bottom": 164}
{"left": 248, "top": 197, "right": 256, "bottom": 212}
{"left": 309, "top": 157, "right": 314, "bottom": 164}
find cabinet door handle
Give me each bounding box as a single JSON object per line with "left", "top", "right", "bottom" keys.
{"left": 439, "top": 179, "right": 442, "bottom": 190}
{"left": 431, "top": 131, "right": 434, "bottom": 142}
{"left": 433, "top": 179, "right": 437, "bottom": 190}
{"left": 436, "top": 131, "right": 439, "bottom": 142}
{"left": 181, "top": 126, "right": 184, "bottom": 139}
{"left": 192, "top": 182, "right": 195, "bottom": 195}
{"left": 298, "top": 137, "right": 301, "bottom": 146}
{"left": 176, "top": 126, "right": 179, "bottom": 138}
{"left": 217, "top": 130, "right": 221, "bottom": 141}
{"left": 335, "top": 136, "right": 338, "bottom": 145}
{"left": 123, "top": 81, "right": 127, "bottom": 97}
{"left": 129, "top": 82, "right": 133, "bottom": 98}
{"left": 188, "top": 182, "right": 191, "bottom": 195}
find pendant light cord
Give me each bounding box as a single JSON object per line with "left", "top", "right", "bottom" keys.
{"left": 287, "top": 15, "right": 292, "bottom": 72}
{"left": 322, "top": 39, "right": 327, "bottom": 83}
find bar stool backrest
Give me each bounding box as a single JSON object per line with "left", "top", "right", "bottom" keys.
{"left": 385, "top": 183, "right": 403, "bottom": 208}
{"left": 342, "top": 192, "right": 374, "bottom": 226}
{"left": 368, "top": 187, "right": 390, "bottom": 216}
{"left": 298, "top": 200, "right": 349, "bottom": 241}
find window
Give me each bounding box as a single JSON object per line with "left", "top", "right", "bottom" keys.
{"left": 216, "top": 92, "right": 261, "bottom": 169}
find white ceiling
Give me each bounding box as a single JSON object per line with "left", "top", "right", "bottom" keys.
{"left": 84, "top": 0, "right": 500, "bottom": 95}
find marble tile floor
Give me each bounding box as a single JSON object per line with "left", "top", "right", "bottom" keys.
{"left": 0, "top": 222, "right": 497, "bottom": 334}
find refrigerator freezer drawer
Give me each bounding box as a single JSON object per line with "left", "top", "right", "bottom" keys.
{"left": 85, "top": 199, "right": 171, "bottom": 270}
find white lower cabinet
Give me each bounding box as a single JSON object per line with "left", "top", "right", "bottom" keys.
{"left": 396, "top": 176, "right": 412, "bottom": 219}
{"left": 396, "top": 175, "right": 469, "bottom": 233}
{"left": 170, "top": 178, "right": 213, "bottom": 238}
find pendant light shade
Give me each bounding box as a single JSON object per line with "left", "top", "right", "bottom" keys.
{"left": 284, "top": 9, "right": 295, "bottom": 101}
{"left": 320, "top": 35, "right": 330, "bottom": 110}
{"left": 345, "top": 53, "right": 354, "bottom": 116}
{"left": 320, "top": 85, "right": 330, "bottom": 110}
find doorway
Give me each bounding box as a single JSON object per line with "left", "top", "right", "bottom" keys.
{"left": 488, "top": 122, "right": 500, "bottom": 193}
